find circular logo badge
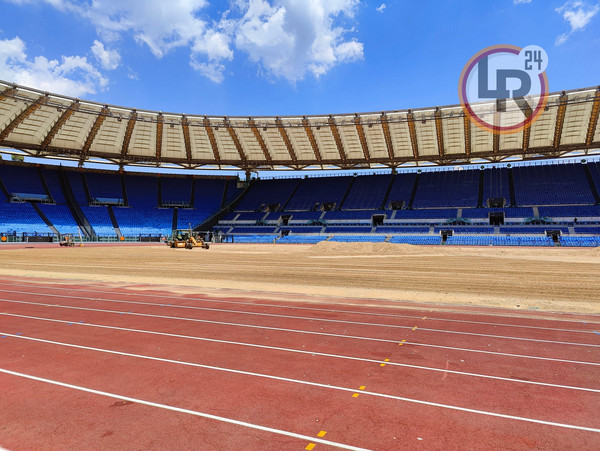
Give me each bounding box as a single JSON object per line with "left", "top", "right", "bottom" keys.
{"left": 458, "top": 45, "right": 549, "bottom": 135}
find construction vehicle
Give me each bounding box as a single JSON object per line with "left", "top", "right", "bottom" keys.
{"left": 59, "top": 230, "right": 84, "bottom": 247}
{"left": 167, "top": 228, "right": 210, "bottom": 250}
{"left": 59, "top": 235, "right": 75, "bottom": 246}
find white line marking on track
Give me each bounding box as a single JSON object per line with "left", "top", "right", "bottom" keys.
{"left": 3, "top": 331, "right": 600, "bottom": 393}
{"left": 1, "top": 297, "right": 598, "bottom": 348}
{"left": 2, "top": 311, "right": 599, "bottom": 370}
{"left": 3, "top": 284, "right": 599, "bottom": 331}
{"left": 1, "top": 359, "right": 599, "bottom": 433}
{"left": 0, "top": 368, "right": 370, "bottom": 451}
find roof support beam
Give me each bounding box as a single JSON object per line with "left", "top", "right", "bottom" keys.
{"left": 120, "top": 109, "right": 137, "bottom": 161}
{"left": 552, "top": 92, "right": 568, "bottom": 151}
{"left": 380, "top": 113, "right": 395, "bottom": 160}
{"left": 248, "top": 118, "right": 273, "bottom": 165}
{"left": 0, "top": 94, "right": 48, "bottom": 142}
{"left": 354, "top": 114, "right": 370, "bottom": 162}
{"left": 522, "top": 104, "right": 533, "bottom": 155}
{"left": 493, "top": 132, "right": 500, "bottom": 155}
{"left": 224, "top": 117, "right": 247, "bottom": 165}
{"left": 463, "top": 113, "right": 471, "bottom": 157}
{"left": 275, "top": 117, "right": 297, "bottom": 162}
{"left": 492, "top": 101, "right": 501, "bottom": 155}
{"left": 181, "top": 115, "right": 192, "bottom": 165}
{"left": 585, "top": 87, "right": 600, "bottom": 146}
{"left": 80, "top": 105, "right": 109, "bottom": 163}
{"left": 302, "top": 116, "right": 322, "bottom": 162}
{"left": 328, "top": 115, "right": 347, "bottom": 164}
{"left": 434, "top": 108, "right": 444, "bottom": 158}
{"left": 492, "top": 120, "right": 500, "bottom": 155}
{"left": 156, "top": 113, "right": 163, "bottom": 164}
{"left": 203, "top": 117, "right": 221, "bottom": 163}
{"left": 0, "top": 85, "right": 17, "bottom": 102}
{"left": 406, "top": 111, "right": 419, "bottom": 159}
{"left": 41, "top": 100, "right": 80, "bottom": 150}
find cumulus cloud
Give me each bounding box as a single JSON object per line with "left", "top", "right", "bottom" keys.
{"left": 555, "top": 1, "right": 600, "bottom": 45}
{"left": 7, "top": 0, "right": 232, "bottom": 81}
{"left": 0, "top": 36, "right": 107, "bottom": 96}
{"left": 91, "top": 40, "right": 120, "bottom": 70}
{"left": 234, "top": 0, "right": 363, "bottom": 83}
{"left": 5, "top": 0, "right": 365, "bottom": 84}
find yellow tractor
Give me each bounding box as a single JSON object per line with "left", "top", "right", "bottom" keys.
{"left": 59, "top": 235, "right": 75, "bottom": 246}
{"left": 167, "top": 229, "right": 210, "bottom": 250}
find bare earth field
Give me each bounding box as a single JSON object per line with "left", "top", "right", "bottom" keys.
{"left": 1, "top": 241, "right": 600, "bottom": 450}
{"left": 0, "top": 242, "right": 599, "bottom": 314}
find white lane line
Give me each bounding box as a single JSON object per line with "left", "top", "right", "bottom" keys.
{"left": 1, "top": 353, "right": 599, "bottom": 434}
{"left": 3, "top": 331, "right": 600, "bottom": 394}
{"left": 1, "top": 297, "right": 598, "bottom": 348}
{"left": 4, "top": 289, "right": 600, "bottom": 337}
{"left": 2, "top": 284, "right": 599, "bottom": 332}
{"left": 0, "top": 368, "right": 369, "bottom": 451}
{"left": 2, "top": 312, "right": 600, "bottom": 373}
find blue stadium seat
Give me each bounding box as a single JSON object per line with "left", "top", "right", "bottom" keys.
{"left": 341, "top": 174, "right": 392, "bottom": 210}
{"left": 285, "top": 177, "right": 353, "bottom": 211}
{"left": 513, "top": 164, "right": 594, "bottom": 205}
{"left": 277, "top": 235, "right": 328, "bottom": 244}
{"left": 413, "top": 170, "right": 479, "bottom": 208}
{"left": 389, "top": 235, "right": 442, "bottom": 245}
{"left": 330, "top": 235, "right": 386, "bottom": 242}
{"left": 559, "top": 236, "right": 600, "bottom": 247}
{"left": 235, "top": 178, "right": 299, "bottom": 211}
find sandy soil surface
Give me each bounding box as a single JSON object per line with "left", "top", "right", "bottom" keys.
{"left": 1, "top": 242, "right": 599, "bottom": 314}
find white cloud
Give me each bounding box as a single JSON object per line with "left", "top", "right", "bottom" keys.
{"left": 40, "top": 0, "right": 235, "bottom": 82}
{"left": 91, "top": 40, "right": 120, "bottom": 70}
{"left": 513, "top": 0, "right": 532, "bottom": 4}
{"left": 555, "top": 32, "right": 569, "bottom": 45}
{"left": 126, "top": 68, "right": 139, "bottom": 80}
{"left": 191, "top": 28, "right": 234, "bottom": 62}
{"left": 0, "top": 36, "right": 107, "bottom": 96}
{"left": 376, "top": 3, "right": 386, "bottom": 13}
{"left": 555, "top": 1, "right": 600, "bottom": 45}
{"left": 190, "top": 60, "right": 226, "bottom": 83}
{"left": 234, "top": 0, "right": 363, "bottom": 83}
{"left": 5, "top": 0, "right": 365, "bottom": 84}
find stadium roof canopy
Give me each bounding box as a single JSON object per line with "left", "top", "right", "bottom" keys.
{"left": 0, "top": 80, "right": 599, "bottom": 171}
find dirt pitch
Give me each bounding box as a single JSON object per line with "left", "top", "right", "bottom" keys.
{"left": 0, "top": 242, "right": 599, "bottom": 314}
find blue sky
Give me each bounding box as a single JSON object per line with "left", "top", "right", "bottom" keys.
{"left": 0, "top": 0, "right": 598, "bottom": 119}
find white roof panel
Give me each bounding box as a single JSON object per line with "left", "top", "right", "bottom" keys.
{"left": 0, "top": 80, "right": 597, "bottom": 169}
{"left": 128, "top": 114, "right": 157, "bottom": 159}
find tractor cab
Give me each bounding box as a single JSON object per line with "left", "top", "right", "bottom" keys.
{"left": 167, "top": 229, "right": 210, "bottom": 249}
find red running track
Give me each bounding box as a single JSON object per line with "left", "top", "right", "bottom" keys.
{"left": 0, "top": 277, "right": 599, "bottom": 450}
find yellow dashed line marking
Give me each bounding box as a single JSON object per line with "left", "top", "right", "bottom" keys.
{"left": 352, "top": 386, "right": 366, "bottom": 397}
{"left": 412, "top": 326, "right": 418, "bottom": 331}
{"left": 398, "top": 339, "right": 406, "bottom": 346}
{"left": 380, "top": 358, "right": 390, "bottom": 367}
{"left": 422, "top": 316, "right": 427, "bottom": 319}
{"left": 305, "top": 431, "right": 326, "bottom": 449}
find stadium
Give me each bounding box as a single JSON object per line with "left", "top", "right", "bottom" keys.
{"left": 1, "top": 1, "right": 599, "bottom": 450}
{"left": 1, "top": 80, "right": 600, "bottom": 247}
